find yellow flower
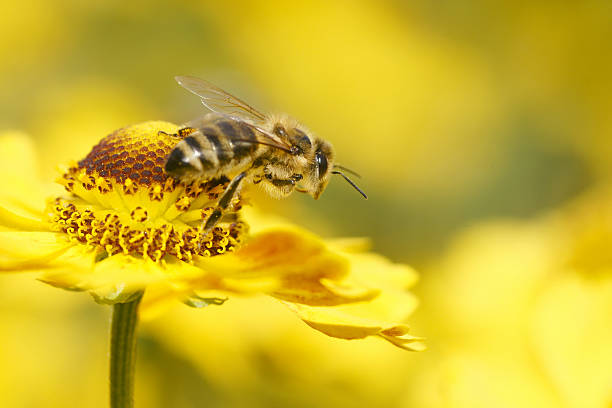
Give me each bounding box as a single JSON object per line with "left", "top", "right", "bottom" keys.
{"left": 403, "top": 189, "right": 612, "bottom": 407}
{"left": 0, "top": 123, "right": 423, "bottom": 350}
{"left": 0, "top": 273, "right": 109, "bottom": 408}
{"left": 558, "top": 186, "right": 612, "bottom": 276}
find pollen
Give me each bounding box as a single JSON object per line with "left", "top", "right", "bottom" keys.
{"left": 49, "top": 121, "right": 247, "bottom": 262}
{"left": 76, "top": 121, "right": 180, "bottom": 187}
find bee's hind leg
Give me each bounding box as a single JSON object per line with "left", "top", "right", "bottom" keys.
{"left": 202, "top": 171, "right": 247, "bottom": 233}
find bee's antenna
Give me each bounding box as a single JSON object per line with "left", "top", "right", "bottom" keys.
{"left": 332, "top": 171, "right": 368, "bottom": 199}
{"left": 333, "top": 164, "right": 361, "bottom": 178}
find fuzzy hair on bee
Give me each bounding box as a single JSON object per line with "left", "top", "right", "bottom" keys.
{"left": 165, "top": 76, "right": 366, "bottom": 232}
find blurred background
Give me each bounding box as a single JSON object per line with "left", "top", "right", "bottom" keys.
{"left": 1, "top": 1, "right": 611, "bottom": 407}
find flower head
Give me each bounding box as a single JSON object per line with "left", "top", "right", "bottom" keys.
{"left": 51, "top": 121, "right": 245, "bottom": 262}
{"left": 0, "top": 123, "right": 423, "bottom": 350}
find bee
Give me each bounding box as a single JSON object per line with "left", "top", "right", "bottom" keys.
{"left": 165, "top": 76, "right": 366, "bottom": 232}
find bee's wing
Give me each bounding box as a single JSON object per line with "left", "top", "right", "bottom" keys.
{"left": 176, "top": 76, "right": 294, "bottom": 153}
{"left": 175, "top": 76, "right": 266, "bottom": 124}
{"left": 181, "top": 113, "right": 218, "bottom": 130}
{"left": 182, "top": 116, "right": 294, "bottom": 154}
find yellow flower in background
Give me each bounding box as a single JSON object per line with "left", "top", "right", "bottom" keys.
{"left": 403, "top": 189, "right": 612, "bottom": 408}
{"left": 145, "top": 294, "right": 420, "bottom": 407}
{"left": 0, "top": 274, "right": 108, "bottom": 408}
{"left": 0, "top": 123, "right": 423, "bottom": 350}
{"left": 559, "top": 187, "right": 612, "bottom": 276}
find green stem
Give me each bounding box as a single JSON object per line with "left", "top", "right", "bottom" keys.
{"left": 110, "top": 292, "right": 144, "bottom": 408}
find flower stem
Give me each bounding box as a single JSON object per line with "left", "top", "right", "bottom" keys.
{"left": 110, "top": 292, "right": 144, "bottom": 408}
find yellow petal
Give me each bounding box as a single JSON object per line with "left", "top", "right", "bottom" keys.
{"left": 215, "top": 275, "right": 280, "bottom": 293}
{"left": 194, "top": 226, "right": 374, "bottom": 305}
{"left": 285, "top": 290, "right": 418, "bottom": 331}
{"left": 0, "top": 194, "right": 47, "bottom": 231}
{"left": 140, "top": 286, "right": 230, "bottom": 321}
{"left": 54, "top": 254, "right": 164, "bottom": 303}
{"left": 233, "top": 227, "right": 345, "bottom": 279}
{"left": 328, "top": 236, "right": 372, "bottom": 252}
{"left": 0, "top": 231, "right": 75, "bottom": 270}
{"left": 139, "top": 258, "right": 216, "bottom": 318}
{"left": 283, "top": 286, "right": 423, "bottom": 351}
{"left": 343, "top": 251, "right": 420, "bottom": 291}
{"left": 42, "top": 254, "right": 207, "bottom": 304}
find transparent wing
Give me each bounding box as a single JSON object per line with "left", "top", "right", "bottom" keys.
{"left": 175, "top": 76, "right": 267, "bottom": 124}
{"left": 176, "top": 76, "right": 293, "bottom": 152}
{"left": 181, "top": 113, "right": 217, "bottom": 130}
{"left": 181, "top": 114, "right": 293, "bottom": 153}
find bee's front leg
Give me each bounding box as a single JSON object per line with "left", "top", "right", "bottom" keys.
{"left": 202, "top": 171, "right": 247, "bottom": 233}
{"left": 262, "top": 173, "right": 303, "bottom": 197}
{"left": 265, "top": 173, "right": 303, "bottom": 185}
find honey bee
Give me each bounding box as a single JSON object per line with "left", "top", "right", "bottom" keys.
{"left": 165, "top": 76, "right": 366, "bottom": 232}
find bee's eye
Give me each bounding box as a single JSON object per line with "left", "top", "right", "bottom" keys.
{"left": 315, "top": 150, "right": 328, "bottom": 178}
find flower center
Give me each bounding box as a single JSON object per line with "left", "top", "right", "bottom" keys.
{"left": 48, "top": 121, "right": 247, "bottom": 262}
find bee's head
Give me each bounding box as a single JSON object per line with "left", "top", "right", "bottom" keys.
{"left": 272, "top": 122, "right": 332, "bottom": 199}
{"left": 300, "top": 139, "right": 367, "bottom": 200}
{"left": 309, "top": 139, "right": 335, "bottom": 199}
{"left": 272, "top": 120, "right": 367, "bottom": 200}
{"left": 289, "top": 138, "right": 335, "bottom": 200}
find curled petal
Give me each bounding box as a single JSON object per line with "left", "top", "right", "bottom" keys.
{"left": 379, "top": 326, "right": 426, "bottom": 351}
{"left": 278, "top": 248, "right": 422, "bottom": 349}
{"left": 283, "top": 283, "right": 423, "bottom": 351}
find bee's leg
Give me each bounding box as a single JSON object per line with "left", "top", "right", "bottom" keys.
{"left": 263, "top": 174, "right": 303, "bottom": 196}
{"left": 266, "top": 174, "right": 303, "bottom": 187}
{"left": 270, "top": 178, "right": 295, "bottom": 187}
{"left": 202, "top": 171, "right": 247, "bottom": 233}
{"left": 158, "top": 127, "right": 195, "bottom": 138}
{"left": 178, "top": 127, "right": 196, "bottom": 138}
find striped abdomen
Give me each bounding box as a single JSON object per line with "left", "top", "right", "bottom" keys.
{"left": 165, "top": 118, "right": 262, "bottom": 179}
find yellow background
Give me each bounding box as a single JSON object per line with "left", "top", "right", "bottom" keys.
{"left": 1, "top": 1, "right": 610, "bottom": 407}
